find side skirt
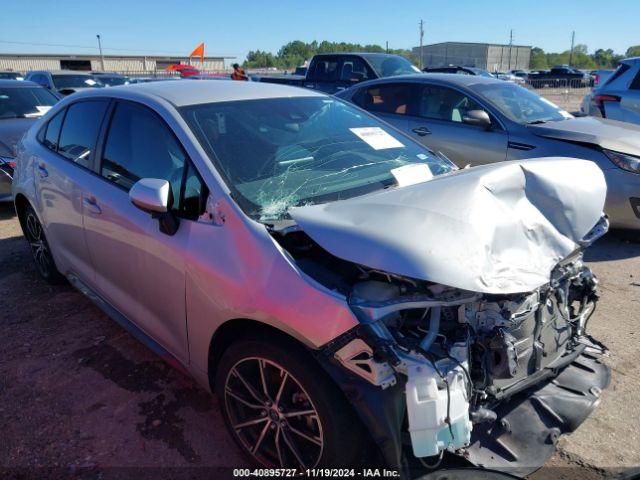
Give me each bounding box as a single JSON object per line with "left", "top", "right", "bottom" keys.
{"left": 67, "top": 273, "right": 190, "bottom": 376}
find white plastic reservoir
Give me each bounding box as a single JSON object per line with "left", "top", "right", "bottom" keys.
{"left": 405, "top": 363, "right": 472, "bottom": 457}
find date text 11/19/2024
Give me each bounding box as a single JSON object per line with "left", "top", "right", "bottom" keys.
{"left": 233, "top": 468, "right": 401, "bottom": 477}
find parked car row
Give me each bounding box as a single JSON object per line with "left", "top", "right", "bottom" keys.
{"left": 0, "top": 79, "right": 60, "bottom": 201}
{"left": 2, "top": 57, "right": 639, "bottom": 232}
{"left": 526, "top": 65, "right": 593, "bottom": 88}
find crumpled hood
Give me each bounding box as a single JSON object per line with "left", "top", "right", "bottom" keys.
{"left": 529, "top": 116, "right": 640, "bottom": 157}
{"left": 289, "top": 158, "right": 606, "bottom": 294}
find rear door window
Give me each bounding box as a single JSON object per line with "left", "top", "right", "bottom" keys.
{"left": 629, "top": 70, "right": 640, "bottom": 90}
{"left": 42, "top": 109, "right": 66, "bottom": 151}
{"left": 57, "top": 100, "right": 108, "bottom": 168}
{"left": 30, "top": 74, "right": 48, "bottom": 87}
{"left": 353, "top": 83, "right": 420, "bottom": 116}
{"left": 603, "top": 63, "right": 630, "bottom": 87}
{"left": 309, "top": 57, "right": 340, "bottom": 82}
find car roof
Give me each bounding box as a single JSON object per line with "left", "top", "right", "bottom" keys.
{"left": 28, "top": 70, "right": 94, "bottom": 76}
{"left": 314, "top": 52, "right": 402, "bottom": 59}
{"left": 72, "top": 79, "right": 325, "bottom": 107}
{"left": 351, "top": 73, "right": 503, "bottom": 89}
{"left": 0, "top": 79, "right": 41, "bottom": 88}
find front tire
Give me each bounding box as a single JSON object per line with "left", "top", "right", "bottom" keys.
{"left": 20, "top": 204, "right": 64, "bottom": 284}
{"left": 216, "top": 337, "right": 367, "bottom": 469}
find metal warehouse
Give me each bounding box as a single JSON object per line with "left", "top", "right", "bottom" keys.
{"left": 0, "top": 53, "right": 231, "bottom": 73}
{"left": 413, "top": 42, "right": 531, "bottom": 71}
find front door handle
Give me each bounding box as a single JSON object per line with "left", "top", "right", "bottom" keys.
{"left": 37, "top": 163, "right": 48, "bottom": 178}
{"left": 411, "top": 126, "right": 431, "bottom": 136}
{"left": 83, "top": 196, "right": 102, "bottom": 215}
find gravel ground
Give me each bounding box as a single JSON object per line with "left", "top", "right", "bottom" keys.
{"left": 0, "top": 203, "right": 638, "bottom": 479}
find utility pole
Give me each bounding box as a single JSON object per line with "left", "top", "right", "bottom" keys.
{"left": 386, "top": 41, "right": 389, "bottom": 53}
{"left": 96, "top": 34, "right": 105, "bottom": 71}
{"left": 508, "top": 29, "right": 513, "bottom": 70}
{"left": 419, "top": 19, "right": 424, "bottom": 69}
{"left": 569, "top": 31, "right": 575, "bottom": 67}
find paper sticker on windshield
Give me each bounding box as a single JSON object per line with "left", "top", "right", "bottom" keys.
{"left": 391, "top": 163, "right": 433, "bottom": 187}
{"left": 350, "top": 127, "right": 404, "bottom": 150}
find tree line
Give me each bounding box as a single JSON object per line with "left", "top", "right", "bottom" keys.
{"left": 530, "top": 45, "right": 640, "bottom": 70}
{"left": 244, "top": 40, "right": 412, "bottom": 69}
{"left": 244, "top": 40, "right": 640, "bottom": 71}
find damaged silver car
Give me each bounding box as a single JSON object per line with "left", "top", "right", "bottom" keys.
{"left": 12, "top": 81, "right": 610, "bottom": 477}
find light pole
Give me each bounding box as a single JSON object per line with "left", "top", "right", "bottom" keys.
{"left": 419, "top": 19, "right": 424, "bottom": 69}
{"left": 96, "top": 34, "right": 105, "bottom": 71}
{"left": 508, "top": 29, "right": 513, "bottom": 71}
{"left": 569, "top": 31, "right": 575, "bottom": 67}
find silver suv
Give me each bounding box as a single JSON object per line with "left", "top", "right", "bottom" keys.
{"left": 12, "top": 81, "right": 610, "bottom": 476}
{"left": 585, "top": 57, "right": 640, "bottom": 124}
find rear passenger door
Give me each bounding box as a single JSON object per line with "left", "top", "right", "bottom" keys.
{"left": 81, "top": 100, "right": 207, "bottom": 363}
{"left": 34, "top": 99, "right": 109, "bottom": 282}
{"left": 406, "top": 84, "right": 508, "bottom": 166}
{"left": 351, "top": 82, "right": 420, "bottom": 133}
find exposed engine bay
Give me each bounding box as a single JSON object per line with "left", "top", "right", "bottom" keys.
{"left": 271, "top": 222, "right": 610, "bottom": 476}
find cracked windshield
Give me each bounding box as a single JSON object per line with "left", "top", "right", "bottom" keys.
{"left": 181, "top": 96, "right": 455, "bottom": 221}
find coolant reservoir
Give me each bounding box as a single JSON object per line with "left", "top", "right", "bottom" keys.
{"left": 405, "top": 363, "right": 472, "bottom": 457}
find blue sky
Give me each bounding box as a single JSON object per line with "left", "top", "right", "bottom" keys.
{"left": 1, "top": 0, "right": 638, "bottom": 62}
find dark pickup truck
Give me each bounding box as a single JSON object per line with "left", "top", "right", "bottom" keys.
{"left": 254, "top": 52, "right": 421, "bottom": 94}
{"left": 527, "top": 65, "right": 593, "bottom": 88}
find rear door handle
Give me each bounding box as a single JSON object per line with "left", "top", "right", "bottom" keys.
{"left": 37, "top": 163, "right": 48, "bottom": 178}
{"left": 83, "top": 196, "right": 102, "bottom": 215}
{"left": 411, "top": 126, "right": 431, "bottom": 136}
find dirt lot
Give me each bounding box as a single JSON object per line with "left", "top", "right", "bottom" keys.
{"left": 0, "top": 203, "right": 639, "bottom": 479}
{"left": 536, "top": 86, "right": 590, "bottom": 115}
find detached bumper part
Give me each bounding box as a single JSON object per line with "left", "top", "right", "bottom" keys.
{"left": 465, "top": 347, "right": 610, "bottom": 477}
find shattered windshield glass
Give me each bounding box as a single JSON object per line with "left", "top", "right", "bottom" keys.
{"left": 181, "top": 97, "right": 455, "bottom": 221}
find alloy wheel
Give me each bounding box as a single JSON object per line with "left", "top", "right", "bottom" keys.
{"left": 224, "top": 357, "right": 324, "bottom": 468}
{"left": 24, "top": 211, "right": 53, "bottom": 277}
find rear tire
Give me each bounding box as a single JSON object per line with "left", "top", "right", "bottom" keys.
{"left": 19, "top": 204, "right": 64, "bottom": 284}
{"left": 215, "top": 337, "right": 367, "bottom": 469}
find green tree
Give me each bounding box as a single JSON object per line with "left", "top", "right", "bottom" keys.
{"left": 626, "top": 45, "right": 640, "bottom": 58}
{"left": 244, "top": 50, "right": 281, "bottom": 69}
{"left": 573, "top": 44, "right": 589, "bottom": 55}
{"left": 593, "top": 48, "right": 614, "bottom": 67}
{"left": 530, "top": 47, "right": 548, "bottom": 70}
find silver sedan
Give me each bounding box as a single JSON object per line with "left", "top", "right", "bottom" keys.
{"left": 12, "top": 80, "right": 610, "bottom": 475}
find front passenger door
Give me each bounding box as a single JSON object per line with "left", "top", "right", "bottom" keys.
{"left": 407, "top": 84, "right": 508, "bottom": 167}
{"left": 81, "top": 100, "right": 197, "bottom": 363}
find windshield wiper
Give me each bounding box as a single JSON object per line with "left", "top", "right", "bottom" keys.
{"left": 526, "top": 119, "right": 548, "bottom": 125}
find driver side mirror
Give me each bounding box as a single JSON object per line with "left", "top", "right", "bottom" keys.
{"left": 462, "top": 109, "right": 492, "bottom": 130}
{"left": 129, "top": 178, "right": 179, "bottom": 236}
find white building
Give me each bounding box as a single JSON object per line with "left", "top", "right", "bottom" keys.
{"left": 0, "top": 53, "right": 233, "bottom": 74}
